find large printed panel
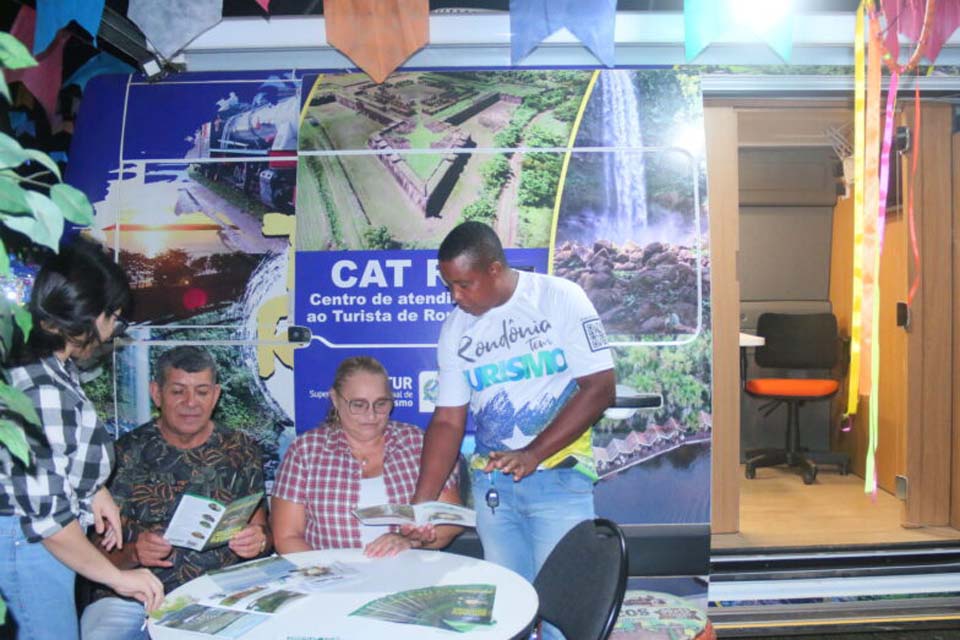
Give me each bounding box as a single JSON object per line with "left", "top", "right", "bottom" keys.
{"left": 293, "top": 69, "right": 711, "bottom": 526}
{"left": 67, "top": 67, "right": 710, "bottom": 528}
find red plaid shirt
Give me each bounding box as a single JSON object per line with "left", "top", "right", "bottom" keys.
{"left": 272, "top": 421, "right": 457, "bottom": 549}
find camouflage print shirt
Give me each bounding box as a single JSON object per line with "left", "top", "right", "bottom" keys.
{"left": 91, "top": 422, "right": 264, "bottom": 599}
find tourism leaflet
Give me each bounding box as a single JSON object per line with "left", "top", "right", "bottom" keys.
{"left": 151, "top": 596, "right": 270, "bottom": 638}
{"left": 164, "top": 491, "right": 264, "bottom": 551}
{"left": 350, "top": 584, "right": 496, "bottom": 633}
{"left": 352, "top": 501, "right": 476, "bottom": 527}
{"left": 154, "top": 559, "right": 363, "bottom": 636}
{"left": 207, "top": 555, "right": 298, "bottom": 592}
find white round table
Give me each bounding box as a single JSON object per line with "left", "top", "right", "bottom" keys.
{"left": 148, "top": 549, "right": 538, "bottom": 640}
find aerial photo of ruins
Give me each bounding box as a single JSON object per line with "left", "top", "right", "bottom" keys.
{"left": 296, "top": 70, "right": 591, "bottom": 250}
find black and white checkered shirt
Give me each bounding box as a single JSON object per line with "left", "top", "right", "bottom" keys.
{"left": 0, "top": 355, "right": 114, "bottom": 542}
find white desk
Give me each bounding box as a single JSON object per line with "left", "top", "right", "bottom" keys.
{"left": 149, "top": 549, "right": 538, "bottom": 640}
{"left": 738, "top": 332, "right": 765, "bottom": 347}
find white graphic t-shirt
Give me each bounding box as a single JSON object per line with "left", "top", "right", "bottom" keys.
{"left": 436, "top": 270, "right": 613, "bottom": 478}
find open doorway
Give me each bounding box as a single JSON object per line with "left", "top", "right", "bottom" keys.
{"left": 707, "top": 101, "right": 960, "bottom": 549}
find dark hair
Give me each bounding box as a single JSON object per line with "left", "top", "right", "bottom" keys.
{"left": 154, "top": 346, "right": 219, "bottom": 386}
{"left": 437, "top": 221, "right": 507, "bottom": 270}
{"left": 19, "top": 237, "right": 131, "bottom": 361}
{"left": 326, "top": 356, "right": 390, "bottom": 422}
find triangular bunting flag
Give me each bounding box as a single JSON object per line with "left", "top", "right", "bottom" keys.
{"left": 64, "top": 52, "right": 135, "bottom": 90}
{"left": 6, "top": 6, "right": 69, "bottom": 123}
{"left": 323, "top": 0, "right": 429, "bottom": 84}
{"left": 34, "top": 0, "right": 106, "bottom": 55}
{"left": 255, "top": 0, "right": 272, "bottom": 12}
{"left": 684, "top": 0, "right": 793, "bottom": 62}
{"left": 879, "top": 0, "right": 960, "bottom": 64}
{"left": 127, "top": 0, "right": 224, "bottom": 61}
{"left": 510, "top": 0, "right": 617, "bottom": 67}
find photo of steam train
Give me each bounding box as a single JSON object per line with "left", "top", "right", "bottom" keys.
{"left": 189, "top": 84, "right": 300, "bottom": 214}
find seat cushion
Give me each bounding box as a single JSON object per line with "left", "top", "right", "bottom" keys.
{"left": 745, "top": 378, "right": 839, "bottom": 398}
{"left": 610, "top": 590, "right": 714, "bottom": 639}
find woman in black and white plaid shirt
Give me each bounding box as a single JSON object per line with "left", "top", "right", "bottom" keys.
{"left": 0, "top": 239, "right": 163, "bottom": 640}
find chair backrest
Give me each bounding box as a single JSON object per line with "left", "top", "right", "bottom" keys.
{"left": 755, "top": 312, "right": 838, "bottom": 370}
{"left": 533, "top": 518, "right": 628, "bottom": 640}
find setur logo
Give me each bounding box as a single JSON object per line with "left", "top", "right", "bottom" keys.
{"left": 419, "top": 371, "right": 439, "bottom": 413}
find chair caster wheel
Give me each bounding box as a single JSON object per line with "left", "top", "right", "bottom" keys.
{"left": 802, "top": 469, "right": 817, "bottom": 485}
{"left": 745, "top": 466, "right": 756, "bottom": 479}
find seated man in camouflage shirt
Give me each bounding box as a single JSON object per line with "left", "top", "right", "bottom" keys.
{"left": 81, "top": 346, "right": 271, "bottom": 640}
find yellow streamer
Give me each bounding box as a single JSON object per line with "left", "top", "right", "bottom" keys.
{"left": 846, "top": 2, "right": 866, "bottom": 416}
{"left": 859, "top": 14, "right": 882, "bottom": 397}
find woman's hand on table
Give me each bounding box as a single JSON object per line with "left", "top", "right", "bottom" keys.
{"left": 364, "top": 532, "right": 421, "bottom": 558}
{"left": 229, "top": 523, "right": 270, "bottom": 559}
{"left": 91, "top": 487, "right": 123, "bottom": 550}
{"left": 110, "top": 568, "right": 164, "bottom": 612}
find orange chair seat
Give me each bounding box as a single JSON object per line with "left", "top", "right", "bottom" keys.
{"left": 745, "top": 378, "right": 839, "bottom": 398}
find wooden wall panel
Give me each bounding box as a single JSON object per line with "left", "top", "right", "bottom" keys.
{"left": 705, "top": 107, "right": 741, "bottom": 534}
{"left": 877, "top": 209, "right": 907, "bottom": 493}
{"left": 953, "top": 132, "right": 960, "bottom": 530}
{"left": 904, "top": 104, "right": 954, "bottom": 527}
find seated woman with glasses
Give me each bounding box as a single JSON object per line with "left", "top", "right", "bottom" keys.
{"left": 271, "top": 356, "right": 462, "bottom": 557}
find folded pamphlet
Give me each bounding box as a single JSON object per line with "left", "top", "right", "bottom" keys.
{"left": 352, "top": 501, "right": 476, "bottom": 527}
{"left": 164, "top": 491, "right": 264, "bottom": 551}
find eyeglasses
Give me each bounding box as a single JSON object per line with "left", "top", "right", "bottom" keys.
{"left": 343, "top": 398, "right": 394, "bottom": 416}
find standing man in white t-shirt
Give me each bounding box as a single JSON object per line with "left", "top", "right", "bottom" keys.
{"left": 412, "top": 221, "right": 615, "bottom": 638}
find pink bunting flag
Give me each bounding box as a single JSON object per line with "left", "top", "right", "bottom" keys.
{"left": 255, "top": 0, "right": 272, "bottom": 12}
{"left": 5, "top": 6, "right": 69, "bottom": 124}
{"left": 880, "top": 0, "right": 960, "bottom": 63}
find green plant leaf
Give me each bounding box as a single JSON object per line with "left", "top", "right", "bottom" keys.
{"left": 0, "top": 382, "right": 40, "bottom": 426}
{"left": 0, "top": 72, "right": 9, "bottom": 103}
{"left": 0, "top": 33, "right": 37, "bottom": 71}
{"left": 0, "top": 418, "right": 29, "bottom": 466}
{"left": 0, "top": 174, "right": 31, "bottom": 216}
{"left": 0, "top": 133, "right": 29, "bottom": 170}
{"left": 24, "top": 148, "right": 62, "bottom": 181}
{"left": 4, "top": 191, "right": 64, "bottom": 251}
{"left": 51, "top": 183, "right": 94, "bottom": 226}
{"left": 14, "top": 304, "right": 32, "bottom": 342}
{"left": 0, "top": 592, "right": 6, "bottom": 624}
{"left": 0, "top": 237, "right": 8, "bottom": 277}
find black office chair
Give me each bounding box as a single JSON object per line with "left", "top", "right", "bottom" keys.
{"left": 533, "top": 518, "right": 628, "bottom": 640}
{"left": 744, "top": 312, "right": 850, "bottom": 485}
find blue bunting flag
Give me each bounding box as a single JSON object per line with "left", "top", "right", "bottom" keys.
{"left": 510, "top": 0, "right": 617, "bottom": 67}
{"left": 34, "top": 0, "right": 106, "bottom": 55}
{"left": 684, "top": 0, "right": 793, "bottom": 62}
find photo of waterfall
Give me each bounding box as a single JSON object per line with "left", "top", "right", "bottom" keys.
{"left": 555, "top": 69, "right": 708, "bottom": 344}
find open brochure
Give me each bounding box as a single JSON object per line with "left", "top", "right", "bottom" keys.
{"left": 164, "top": 491, "right": 264, "bottom": 551}
{"left": 206, "top": 556, "right": 360, "bottom": 593}
{"left": 352, "top": 501, "right": 476, "bottom": 527}
{"left": 153, "top": 558, "right": 361, "bottom": 636}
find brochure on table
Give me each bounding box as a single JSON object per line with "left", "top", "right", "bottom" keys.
{"left": 350, "top": 584, "right": 496, "bottom": 633}
{"left": 153, "top": 556, "right": 360, "bottom": 636}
